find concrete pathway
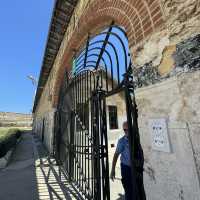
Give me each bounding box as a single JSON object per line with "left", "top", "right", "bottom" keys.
{"left": 0, "top": 132, "right": 80, "bottom": 200}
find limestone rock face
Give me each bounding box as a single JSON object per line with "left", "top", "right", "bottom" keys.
{"left": 133, "top": 32, "right": 200, "bottom": 88}
{"left": 134, "top": 0, "right": 200, "bottom": 70}
{"left": 173, "top": 34, "right": 200, "bottom": 73}
{"left": 134, "top": 33, "right": 170, "bottom": 68}
{"left": 134, "top": 74, "right": 200, "bottom": 200}
{"left": 177, "top": 71, "right": 200, "bottom": 123}
{"left": 158, "top": 45, "right": 176, "bottom": 76}
{"left": 161, "top": 0, "right": 200, "bottom": 41}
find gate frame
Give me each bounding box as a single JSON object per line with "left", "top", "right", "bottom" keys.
{"left": 54, "top": 23, "right": 146, "bottom": 200}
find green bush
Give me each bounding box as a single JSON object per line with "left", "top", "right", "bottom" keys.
{"left": 0, "top": 129, "right": 21, "bottom": 158}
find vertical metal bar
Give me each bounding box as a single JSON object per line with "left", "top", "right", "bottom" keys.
{"left": 89, "top": 72, "right": 92, "bottom": 197}
{"left": 100, "top": 68, "right": 103, "bottom": 89}
{"left": 72, "top": 81, "right": 76, "bottom": 181}
{"left": 69, "top": 110, "right": 75, "bottom": 182}
{"left": 102, "top": 96, "right": 110, "bottom": 200}
{"left": 100, "top": 94, "right": 104, "bottom": 199}
{"left": 116, "top": 54, "right": 120, "bottom": 85}
{"left": 75, "top": 77, "right": 78, "bottom": 183}
{"left": 81, "top": 72, "right": 84, "bottom": 192}
{"left": 84, "top": 72, "right": 87, "bottom": 195}
{"left": 107, "top": 42, "right": 119, "bottom": 90}
{"left": 95, "top": 22, "right": 114, "bottom": 70}
{"left": 78, "top": 75, "right": 80, "bottom": 188}
{"left": 93, "top": 91, "right": 101, "bottom": 200}
{"left": 124, "top": 85, "right": 139, "bottom": 200}
{"left": 80, "top": 74, "right": 83, "bottom": 190}
{"left": 82, "top": 36, "right": 90, "bottom": 195}
{"left": 123, "top": 65, "right": 146, "bottom": 200}
{"left": 105, "top": 65, "right": 108, "bottom": 92}
{"left": 77, "top": 76, "right": 79, "bottom": 186}
{"left": 81, "top": 72, "right": 85, "bottom": 192}
{"left": 86, "top": 71, "right": 90, "bottom": 195}
{"left": 91, "top": 91, "right": 94, "bottom": 198}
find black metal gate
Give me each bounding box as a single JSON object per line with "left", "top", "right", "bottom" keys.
{"left": 54, "top": 23, "right": 145, "bottom": 200}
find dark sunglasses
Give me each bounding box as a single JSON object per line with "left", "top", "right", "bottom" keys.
{"left": 123, "top": 129, "right": 128, "bottom": 131}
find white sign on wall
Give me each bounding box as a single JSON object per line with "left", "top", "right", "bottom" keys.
{"left": 148, "top": 118, "right": 171, "bottom": 153}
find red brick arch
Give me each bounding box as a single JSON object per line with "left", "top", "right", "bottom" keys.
{"left": 52, "top": 0, "right": 164, "bottom": 107}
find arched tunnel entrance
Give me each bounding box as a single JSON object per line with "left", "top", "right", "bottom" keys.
{"left": 54, "top": 23, "right": 146, "bottom": 200}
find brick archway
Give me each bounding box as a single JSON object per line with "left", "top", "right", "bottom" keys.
{"left": 52, "top": 0, "right": 164, "bottom": 107}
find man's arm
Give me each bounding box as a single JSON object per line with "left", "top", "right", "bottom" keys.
{"left": 110, "top": 151, "right": 120, "bottom": 181}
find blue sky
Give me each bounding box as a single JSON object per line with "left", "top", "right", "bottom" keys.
{"left": 74, "top": 26, "right": 131, "bottom": 84}
{"left": 0, "top": 1, "right": 54, "bottom": 113}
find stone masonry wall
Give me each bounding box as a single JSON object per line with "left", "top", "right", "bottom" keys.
{"left": 33, "top": 109, "right": 55, "bottom": 154}
{"left": 130, "top": 1, "right": 200, "bottom": 198}
{"left": 135, "top": 71, "right": 200, "bottom": 199}
{"left": 34, "top": 1, "right": 200, "bottom": 199}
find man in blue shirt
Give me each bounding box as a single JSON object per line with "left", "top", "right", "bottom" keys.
{"left": 110, "top": 121, "right": 146, "bottom": 200}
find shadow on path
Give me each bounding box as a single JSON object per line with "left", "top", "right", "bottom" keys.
{"left": 0, "top": 131, "right": 83, "bottom": 200}
{"left": 32, "top": 133, "right": 83, "bottom": 200}
{"left": 0, "top": 131, "right": 125, "bottom": 200}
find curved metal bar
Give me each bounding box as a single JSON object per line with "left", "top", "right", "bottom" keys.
{"left": 84, "top": 40, "right": 119, "bottom": 68}
{"left": 76, "top": 45, "right": 87, "bottom": 62}
{"left": 88, "top": 47, "right": 113, "bottom": 74}
{"left": 75, "top": 52, "right": 112, "bottom": 91}
{"left": 94, "top": 31, "right": 127, "bottom": 71}
{"left": 75, "top": 55, "right": 108, "bottom": 76}
{"left": 76, "top": 54, "right": 107, "bottom": 71}
{"left": 76, "top": 52, "right": 112, "bottom": 81}
{"left": 89, "top": 40, "right": 118, "bottom": 86}
{"left": 76, "top": 25, "right": 127, "bottom": 60}
{"left": 76, "top": 47, "right": 112, "bottom": 69}
{"left": 77, "top": 40, "right": 118, "bottom": 68}
{"left": 76, "top": 30, "right": 127, "bottom": 71}
{"left": 75, "top": 40, "right": 119, "bottom": 86}
{"left": 75, "top": 63, "right": 111, "bottom": 92}
{"left": 76, "top": 51, "right": 98, "bottom": 67}
{"left": 75, "top": 41, "right": 102, "bottom": 63}
{"left": 75, "top": 50, "right": 87, "bottom": 64}
{"left": 75, "top": 64, "right": 96, "bottom": 75}
{"left": 75, "top": 54, "right": 99, "bottom": 70}
{"left": 76, "top": 60, "right": 97, "bottom": 71}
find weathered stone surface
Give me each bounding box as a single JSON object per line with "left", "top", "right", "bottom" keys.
{"left": 132, "top": 0, "right": 200, "bottom": 88}
{"left": 133, "top": 34, "right": 200, "bottom": 88}
{"left": 141, "top": 126, "right": 200, "bottom": 200}
{"left": 173, "top": 34, "right": 200, "bottom": 74}
{"left": 158, "top": 45, "right": 176, "bottom": 76}
{"left": 176, "top": 70, "right": 200, "bottom": 123}
{"left": 161, "top": 0, "right": 200, "bottom": 41}
{"left": 134, "top": 33, "right": 170, "bottom": 67}
{"left": 135, "top": 74, "right": 200, "bottom": 200}
{"left": 33, "top": 109, "right": 56, "bottom": 153}
{"left": 187, "top": 123, "right": 200, "bottom": 184}
{"left": 133, "top": 63, "right": 162, "bottom": 88}
{"left": 135, "top": 76, "right": 181, "bottom": 122}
